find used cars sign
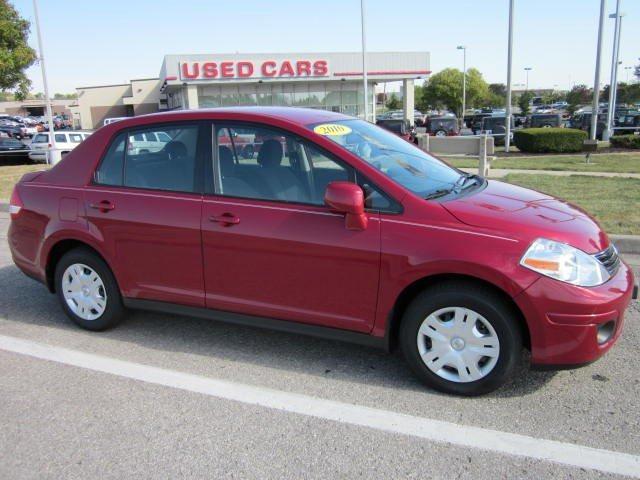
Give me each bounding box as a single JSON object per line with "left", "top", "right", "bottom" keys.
{"left": 180, "top": 59, "right": 329, "bottom": 80}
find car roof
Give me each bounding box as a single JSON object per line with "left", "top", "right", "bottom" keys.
{"left": 101, "top": 107, "right": 352, "bottom": 133}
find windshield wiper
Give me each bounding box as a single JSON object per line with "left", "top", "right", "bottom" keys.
{"left": 424, "top": 188, "right": 453, "bottom": 200}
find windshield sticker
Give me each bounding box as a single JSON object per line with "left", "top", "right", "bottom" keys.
{"left": 313, "top": 124, "right": 352, "bottom": 136}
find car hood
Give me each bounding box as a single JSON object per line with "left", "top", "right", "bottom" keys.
{"left": 442, "top": 180, "right": 609, "bottom": 253}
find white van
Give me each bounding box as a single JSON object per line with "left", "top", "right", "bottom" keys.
{"left": 28, "top": 131, "right": 92, "bottom": 164}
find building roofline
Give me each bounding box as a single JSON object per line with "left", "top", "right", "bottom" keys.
{"left": 77, "top": 83, "right": 131, "bottom": 90}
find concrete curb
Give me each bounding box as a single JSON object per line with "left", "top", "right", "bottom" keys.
{"left": 2, "top": 202, "right": 639, "bottom": 254}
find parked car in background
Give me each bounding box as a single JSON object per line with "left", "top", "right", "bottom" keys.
{"left": 0, "top": 137, "right": 29, "bottom": 165}
{"left": 8, "top": 107, "right": 636, "bottom": 396}
{"left": 617, "top": 112, "right": 640, "bottom": 131}
{"left": 0, "top": 123, "right": 27, "bottom": 139}
{"left": 424, "top": 116, "right": 459, "bottom": 136}
{"left": 480, "top": 116, "right": 515, "bottom": 145}
{"left": 28, "top": 131, "right": 92, "bottom": 164}
{"left": 569, "top": 112, "right": 606, "bottom": 140}
{"left": 528, "top": 114, "right": 563, "bottom": 128}
{"left": 470, "top": 113, "right": 493, "bottom": 134}
{"left": 375, "top": 118, "right": 415, "bottom": 143}
{"left": 378, "top": 110, "right": 425, "bottom": 126}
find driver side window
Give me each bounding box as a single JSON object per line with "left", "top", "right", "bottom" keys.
{"left": 215, "top": 125, "right": 352, "bottom": 206}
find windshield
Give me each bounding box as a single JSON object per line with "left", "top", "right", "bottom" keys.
{"left": 309, "top": 119, "right": 462, "bottom": 198}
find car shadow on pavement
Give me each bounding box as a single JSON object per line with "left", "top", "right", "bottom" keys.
{"left": 0, "top": 265, "right": 557, "bottom": 398}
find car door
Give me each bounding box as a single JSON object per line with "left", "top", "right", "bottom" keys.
{"left": 201, "top": 123, "right": 382, "bottom": 333}
{"left": 86, "top": 122, "right": 206, "bottom": 307}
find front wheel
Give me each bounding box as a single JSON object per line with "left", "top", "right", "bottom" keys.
{"left": 399, "top": 282, "right": 522, "bottom": 396}
{"left": 54, "top": 247, "right": 126, "bottom": 331}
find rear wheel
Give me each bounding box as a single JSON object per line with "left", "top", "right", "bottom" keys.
{"left": 434, "top": 129, "right": 447, "bottom": 137}
{"left": 399, "top": 282, "right": 522, "bottom": 396}
{"left": 54, "top": 248, "right": 125, "bottom": 331}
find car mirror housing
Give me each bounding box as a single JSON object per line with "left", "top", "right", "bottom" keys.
{"left": 324, "top": 181, "right": 367, "bottom": 231}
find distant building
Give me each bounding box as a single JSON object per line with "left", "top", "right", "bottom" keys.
{"left": 72, "top": 52, "right": 430, "bottom": 130}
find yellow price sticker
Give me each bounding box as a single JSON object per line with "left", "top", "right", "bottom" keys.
{"left": 313, "top": 124, "right": 352, "bottom": 136}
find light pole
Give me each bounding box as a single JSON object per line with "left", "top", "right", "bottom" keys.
{"left": 457, "top": 46, "right": 466, "bottom": 128}
{"left": 524, "top": 67, "right": 532, "bottom": 91}
{"left": 604, "top": 2, "right": 623, "bottom": 141}
{"left": 32, "top": 0, "right": 55, "bottom": 164}
{"left": 504, "top": 0, "right": 514, "bottom": 152}
{"left": 360, "top": 0, "right": 369, "bottom": 122}
{"left": 625, "top": 66, "right": 632, "bottom": 83}
{"left": 590, "top": 0, "right": 606, "bottom": 143}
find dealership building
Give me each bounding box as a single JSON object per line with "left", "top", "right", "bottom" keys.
{"left": 73, "top": 51, "right": 430, "bottom": 130}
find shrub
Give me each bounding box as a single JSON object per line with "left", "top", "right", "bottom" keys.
{"left": 513, "top": 128, "right": 587, "bottom": 153}
{"left": 610, "top": 134, "right": 640, "bottom": 149}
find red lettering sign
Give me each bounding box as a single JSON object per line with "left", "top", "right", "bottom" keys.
{"left": 313, "top": 60, "right": 328, "bottom": 76}
{"left": 261, "top": 61, "right": 277, "bottom": 77}
{"left": 237, "top": 61, "right": 254, "bottom": 78}
{"left": 179, "top": 60, "right": 329, "bottom": 80}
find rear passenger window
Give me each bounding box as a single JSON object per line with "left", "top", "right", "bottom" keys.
{"left": 95, "top": 133, "right": 125, "bottom": 186}
{"left": 124, "top": 125, "right": 198, "bottom": 193}
{"left": 54, "top": 133, "right": 66, "bottom": 143}
{"left": 69, "top": 133, "right": 83, "bottom": 143}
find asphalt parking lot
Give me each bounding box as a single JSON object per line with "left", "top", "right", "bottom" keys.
{"left": 1, "top": 211, "right": 639, "bottom": 479}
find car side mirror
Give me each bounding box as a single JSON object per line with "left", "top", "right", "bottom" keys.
{"left": 324, "top": 181, "right": 368, "bottom": 231}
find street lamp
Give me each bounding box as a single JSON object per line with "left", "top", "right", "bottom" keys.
{"left": 360, "top": 0, "right": 369, "bottom": 122}
{"left": 504, "top": 0, "right": 515, "bottom": 152}
{"left": 457, "top": 46, "right": 466, "bottom": 127}
{"left": 524, "top": 67, "right": 532, "bottom": 91}
{"left": 625, "top": 66, "right": 632, "bottom": 83}
{"left": 604, "top": 2, "right": 624, "bottom": 141}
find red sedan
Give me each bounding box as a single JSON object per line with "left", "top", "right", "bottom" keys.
{"left": 8, "top": 107, "right": 637, "bottom": 395}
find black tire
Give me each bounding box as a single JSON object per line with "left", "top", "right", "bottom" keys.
{"left": 399, "top": 281, "right": 522, "bottom": 396}
{"left": 54, "top": 247, "right": 126, "bottom": 331}
{"left": 434, "top": 129, "right": 447, "bottom": 137}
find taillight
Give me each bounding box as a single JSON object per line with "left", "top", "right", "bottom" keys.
{"left": 9, "top": 186, "right": 23, "bottom": 218}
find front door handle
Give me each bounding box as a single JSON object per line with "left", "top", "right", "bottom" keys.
{"left": 89, "top": 200, "right": 115, "bottom": 212}
{"left": 209, "top": 213, "right": 240, "bottom": 226}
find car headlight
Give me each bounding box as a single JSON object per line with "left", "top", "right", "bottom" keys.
{"left": 520, "top": 238, "right": 610, "bottom": 287}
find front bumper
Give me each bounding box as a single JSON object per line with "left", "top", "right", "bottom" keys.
{"left": 514, "top": 260, "right": 636, "bottom": 368}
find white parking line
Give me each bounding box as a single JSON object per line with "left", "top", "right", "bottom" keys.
{"left": 1, "top": 334, "right": 638, "bottom": 478}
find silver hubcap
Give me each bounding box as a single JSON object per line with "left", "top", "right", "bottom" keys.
{"left": 417, "top": 307, "right": 500, "bottom": 383}
{"left": 62, "top": 263, "right": 107, "bottom": 321}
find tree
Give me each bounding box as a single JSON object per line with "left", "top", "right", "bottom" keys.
{"left": 0, "top": 1, "right": 37, "bottom": 100}
{"left": 53, "top": 92, "right": 77, "bottom": 100}
{"left": 566, "top": 84, "right": 592, "bottom": 114}
{"left": 385, "top": 92, "right": 401, "bottom": 110}
{"left": 422, "top": 68, "right": 489, "bottom": 116}
{"left": 517, "top": 91, "right": 534, "bottom": 116}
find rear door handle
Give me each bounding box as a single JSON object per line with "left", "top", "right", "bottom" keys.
{"left": 209, "top": 213, "right": 240, "bottom": 226}
{"left": 89, "top": 201, "right": 115, "bottom": 212}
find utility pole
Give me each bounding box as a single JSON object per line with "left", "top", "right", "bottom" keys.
{"left": 590, "top": 0, "right": 606, "bottom": 142}
{"left": 360, "top": 0, "right": 369, "bottom": 122}
{"left": 524, "top": 67, "right": 532, "bottom": 91}
{"left": 504, "top": 0, "right": 515, "bottom": 152}
{"left": 604, "top": 1, "right": 622, "bottom": 141}
{"left": 457, "top": 46, "right": 466, "bottom": 130}
{"left": 32, "top": 0, "right": 55, "bottom": 164}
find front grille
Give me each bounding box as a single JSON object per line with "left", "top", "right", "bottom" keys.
{"left": 593, "top": 245, "right": 621, "bottom": 276}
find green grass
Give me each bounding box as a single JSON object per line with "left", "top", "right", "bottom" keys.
{"left": 445, "top": 152, "right": 640, "bottom": 173}
{"left": 0, "top": 164, "right": 49, "bottom": 201}
{"left": 501, "top": 173, "right": 640, "bottom": 235}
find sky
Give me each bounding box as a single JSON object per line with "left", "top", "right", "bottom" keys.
{"left": 12, "top": 0, "right": 640, "bottom": 95}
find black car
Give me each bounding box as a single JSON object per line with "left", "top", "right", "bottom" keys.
{"left": 0, "top": 137, "right": 29, "bottom": 165}
{"left": 528, "top": 114, "right": 562, "bottom": 128}
{"left": 424, "top": 116, "right": 459, "bottom": 136}
{"left": 0, "top": 124, "right": 27, "bottom": 139}
{"left": 470, "top": 113, "right": 493, "bottom": 134}
{"left": 569, "top": 112, "right": 606, "bottom": 140}
{"left": 480, "top": 116, "right": 515, "bottom": 145}
{"left": 375, "top": 119, "right": 416, "bottom": 143}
